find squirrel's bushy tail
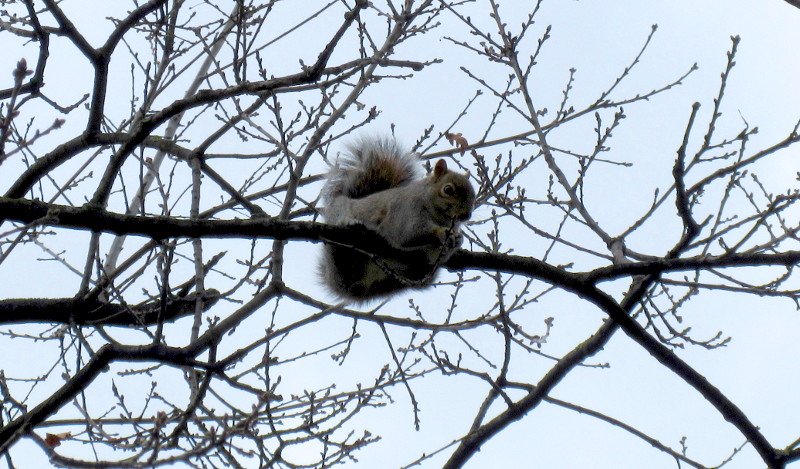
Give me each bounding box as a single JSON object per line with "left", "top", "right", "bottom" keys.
{"left": 323, "top": 137, "right": 419, "bottom": 201}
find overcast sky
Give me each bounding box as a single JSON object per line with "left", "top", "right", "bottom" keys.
{"left": 2, "top": 1, "right": 800, "bottom": 468}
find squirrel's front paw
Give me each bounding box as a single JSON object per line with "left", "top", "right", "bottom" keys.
{"left": 444, "top": 230, "right": 462, "bottom": 250}
{"left": 434, "top": 230, "right": 462, "bottom": 264}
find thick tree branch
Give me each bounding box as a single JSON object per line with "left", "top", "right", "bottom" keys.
{"left": 0, "top": 290, "right": 220, "bottom": 326}
{"left": 0, "top": 196, "right": 330, "bottom": 240}
{"left": 3, "top": 197, "right": 799, "bottom": 284}
{"left": 585, "top": 252, "right": 800, "bottom": 280}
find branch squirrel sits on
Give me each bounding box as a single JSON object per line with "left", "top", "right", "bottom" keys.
{"left": 320, "top": 137, "right": 476, "bottom": 302}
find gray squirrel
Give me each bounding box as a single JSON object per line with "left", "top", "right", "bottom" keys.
{"left": 320, "top": 137, "right": 476, "bottom": 301}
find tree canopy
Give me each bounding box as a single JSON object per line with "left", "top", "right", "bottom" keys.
{"left": 1, "top": 1, "right": 800, "bottom": 468}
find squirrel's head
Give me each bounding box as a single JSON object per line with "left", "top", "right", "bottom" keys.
{"left": 432, "top": 159, "right": 476, "bottom": 223}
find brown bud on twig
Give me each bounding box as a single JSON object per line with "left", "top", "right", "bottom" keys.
{"left": 13, "top": 58, "right": 32, "bottom": 81}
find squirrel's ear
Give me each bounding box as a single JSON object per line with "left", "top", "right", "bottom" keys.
{"left": 433, "top": 159, "right": 448, "bottom": 179}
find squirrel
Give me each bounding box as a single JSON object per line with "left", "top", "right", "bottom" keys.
{"left": 319, "top": 137, "right": 476, "bottom": 302}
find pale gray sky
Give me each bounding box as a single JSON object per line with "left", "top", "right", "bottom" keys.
{"left": 1, "top": 1, "right": 799, "bottom": 468}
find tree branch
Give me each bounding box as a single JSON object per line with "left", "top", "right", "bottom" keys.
{"left": 0, "top": 290, "right": 220, "bottom": 326}
{"left": 0, "top": 0, "right": 48, "bottom": 99}
{"left": 3, "top": 197, "right": 799, "bottom": 285}
{"left": 0, "top": 342, "right": 214, "bottom": 453}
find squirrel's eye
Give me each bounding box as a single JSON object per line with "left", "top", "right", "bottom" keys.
{"left": 442, "top": 184, "right": 455, "bottom": 197}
